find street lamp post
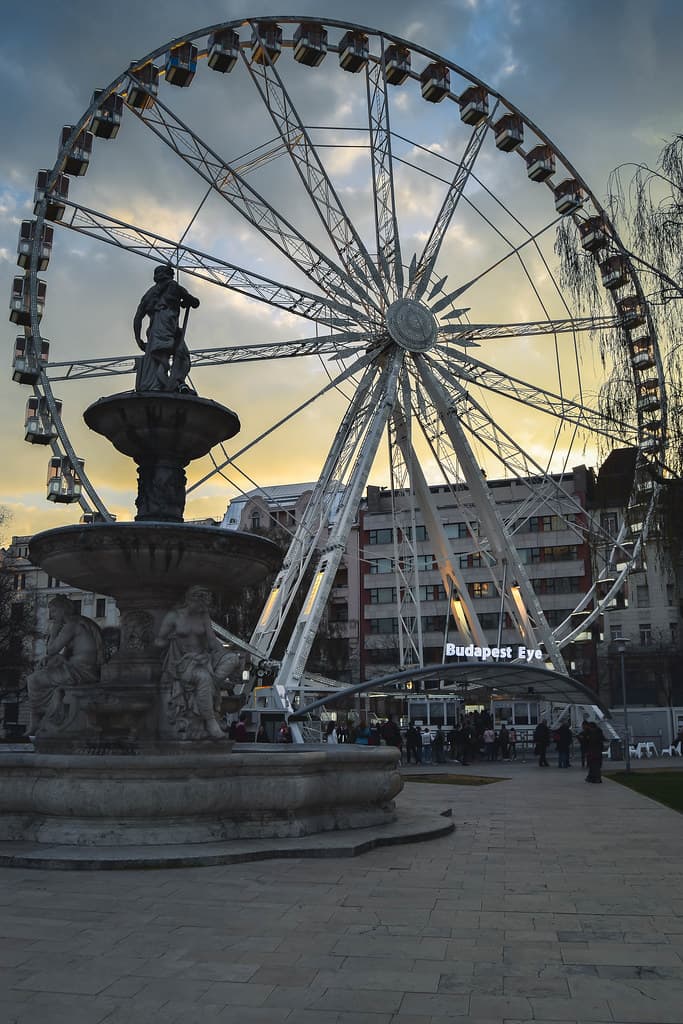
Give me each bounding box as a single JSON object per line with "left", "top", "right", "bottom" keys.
{"left": 614, "top": 636, "right": 631, "bottom": 772}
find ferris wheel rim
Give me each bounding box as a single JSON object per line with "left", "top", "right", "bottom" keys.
{"left": 17, "top": 13, "right": 666, "bottom": 660}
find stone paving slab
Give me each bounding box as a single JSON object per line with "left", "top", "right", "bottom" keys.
{"left": 0, "top": 758, "right": 682, "bottom": 1023}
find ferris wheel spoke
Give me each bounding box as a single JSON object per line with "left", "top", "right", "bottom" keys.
{"left": 436, "top": 312, "right": 624, "bottom": 344}
{"left": 46, "top": 333, "right": 373, "bottom": 382}
{"left": 413, "top": 355, "right": 567, "bottom": 672}
{"left": 123, "top": 84, "right": 377, "bottom": 317}
{"left": 432, "top": 347, "right": 638, "bottom": 445}
{"left": 187, "top": 348, "right": 375, "bottom": 497}
{"left": 366, "top": 41, "right": 403, "bottom": 299}
{"left": 242, "top": 24, "right": 385, "bottom": 311}
{"left": 418, "top": 359, "right": 595, "bottom": 533}
{"left": 409, "top": 111, "right": 497, "bottom": 302}
{"left": 56, "top": 199, "right": 368, "bottom": 330}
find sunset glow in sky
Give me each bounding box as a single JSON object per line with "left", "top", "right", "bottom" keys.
{"left": 1, "top": 0, "right": 681, "bottom": 543}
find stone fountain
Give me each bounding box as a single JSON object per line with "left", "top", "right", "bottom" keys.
{"left": 0, "top": 267, "right": 401, "bottom": 856}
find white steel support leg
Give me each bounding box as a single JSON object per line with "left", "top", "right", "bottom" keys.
{"left": 415, "top": 356, "right": 567, "bottom": 672}
{"left": 274, "top": 351, "right": 404, "bottom": 701}
{"left": 389, "top": 383, "right": 424, "bottom": 670}
{"left": 392, "top": 406, "right": 489, "bottom": 648}
{"left": 250, "top": 358, "right": 385, "bottom": 656}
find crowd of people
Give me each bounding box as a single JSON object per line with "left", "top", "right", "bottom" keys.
{"left": 229, "top": 709, "right": 610, "bottom": 783}
{"left": 331, "top": 712, "right": 609, "bottom": 782}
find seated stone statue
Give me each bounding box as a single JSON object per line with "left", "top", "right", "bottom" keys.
{"left": 157, "top": 586, "right": 234, "bottom": 740}
{"left": 27, "top": 595, "right": 104, "bottom": 735}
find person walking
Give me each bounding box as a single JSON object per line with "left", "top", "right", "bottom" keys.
{"left": 508, "top": 726, "right": 517, "bottom": 760}
{"left": 533, "top": 719, "right": 551, "bottom": 767}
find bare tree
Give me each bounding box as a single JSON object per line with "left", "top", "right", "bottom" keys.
{"left": 555, "top": 133, "right": 683, "bottom": 476}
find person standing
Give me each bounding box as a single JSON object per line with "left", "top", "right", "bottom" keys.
{"left": 533, "top": 719, "right": 551, "bottom": 767}
{"left": 433, "top": 726, "right": 446, "bottom": 764}
{"left": 578, "top": 719, "right": 590, "bottom": 768}
{"left": 556, "top": 722, "right": 573, "bottom": 768}
{"left": 421, "top": 727, "right": 433, "bottom": 764}
{"left": 499, "top": 724, "right": 510, "bottom": 761}
{"left": 406, "top": 724, "right": 421, "bottom": 764}
{"left": 585, "top": 721, "right": 606, "bottom": 783}
{"left": 483, "top": 725, "right": 496, "bottom": 761}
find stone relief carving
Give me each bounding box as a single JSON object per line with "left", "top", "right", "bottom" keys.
{"left": 27, "top": 595, "right": 104, "bottom": 735}
{"left": 120, "top": 610, "right": 154, "bottom": 652}
{"left": 156, "top": 586, "right": 234, "bottom": 741}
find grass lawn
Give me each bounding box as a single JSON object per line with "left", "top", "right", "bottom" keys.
{"left": 607, "top": 770, "right": 683, "bottom": 813}
{"left": 402, "top": 773, "right": 503, "bottom": 786}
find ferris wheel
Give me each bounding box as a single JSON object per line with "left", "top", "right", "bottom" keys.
{"left": 12, "top": 15, "right": 666, "bottom": 695}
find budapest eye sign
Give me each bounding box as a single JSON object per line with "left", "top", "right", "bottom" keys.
{"left": 444, "top": 643, "right": 545, "bottom": 664}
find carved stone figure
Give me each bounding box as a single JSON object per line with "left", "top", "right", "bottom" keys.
{"left": 27, "top": 595, "right": 104, "bottom": 734}
{"left": 133, "top": 264, "right": 199, "bottom": 393}
{"left": 157, "top": 586, "right": 234, "bottom": 740}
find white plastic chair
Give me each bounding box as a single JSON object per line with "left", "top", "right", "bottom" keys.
{"left": 629, "top": 744, "right": 640, "bottom": 759}
{"left": 662, "top": 741, "right": 682, "bottom": 757}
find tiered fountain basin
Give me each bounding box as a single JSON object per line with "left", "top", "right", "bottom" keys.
{"left": 0, "top": 388, "right": 404, "bottom": 857}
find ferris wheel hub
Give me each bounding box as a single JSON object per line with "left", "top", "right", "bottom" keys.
{"left": 385, "top": 298, "right": 438, "bottom": 352}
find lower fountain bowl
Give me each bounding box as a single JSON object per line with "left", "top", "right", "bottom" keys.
{"left": 0, "top": 746, "right": 402, "bottom": 845}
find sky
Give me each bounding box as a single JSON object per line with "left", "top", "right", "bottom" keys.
{"left": 1, "top": 0, "right": 682, "bottom": 545}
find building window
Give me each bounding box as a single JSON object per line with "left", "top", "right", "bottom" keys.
{"left": 71, "top": 599, "right": 82, "bottom": 616}
{"left": 368, "top": 557, "right": 392, "bottom": 575}
{"left": 329, "top": 603, "right": 348, "bottom": 622}
{"left": 96, "top": 598, "right": 106, "bottom": 618}
{"left": 468, "top": 581, "right": 492, "bottom": 599}
{"left": 639, "top": 622, "right": 652, "bottom": 647}
{"left": 401, "top": 525, "right": 428, "bottom": 542}
{"left": 610, "top": 624, "right": 623, "bottom": 641}
{"left": 600, "top": 512, "right": 618, "bottom": 534}
{"left": 445, "top": 522, "right": 477, "bottom": 539}
{"left": 368, "top": 587, "right": 396, "bottom": 604}
{"left": 250, "top": 513, "right": 261, "bottom": 530}
{"left": 419, "top": 584, "right": 446, "bottom": 602}
{"left": 636, "top": 584, "right": 649, "bottom": 608}
{"left": 459, "top": 552, "right": 484, "bottom": 569}
{"left": 368, "top": 617, "right": 398, "bottom": 634}
{"left": 368, "top": 528, "right": 393, "bottom": 545}
{"left": 12, "top": 573, "right": 26, "bottom": 591}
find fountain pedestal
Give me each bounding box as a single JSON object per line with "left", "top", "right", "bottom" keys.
{"left": 29, "top": 390, "right": 281, "bottom": 754}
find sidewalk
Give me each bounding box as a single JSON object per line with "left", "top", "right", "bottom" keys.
{"left": 1, "top": 758, "right": 682, "bottom": 1023}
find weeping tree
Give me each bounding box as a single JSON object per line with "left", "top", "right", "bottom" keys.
{"left": 555, "top": 133, "right": 683, "bottom": 478}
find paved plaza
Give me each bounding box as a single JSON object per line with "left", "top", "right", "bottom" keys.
{"left": 1, "top": 757, "right": 682, "bottom": 1024}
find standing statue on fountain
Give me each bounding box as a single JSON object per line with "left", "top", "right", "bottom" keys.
{"left": 133, "top": 263, "right": 199, "bottom": 393}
